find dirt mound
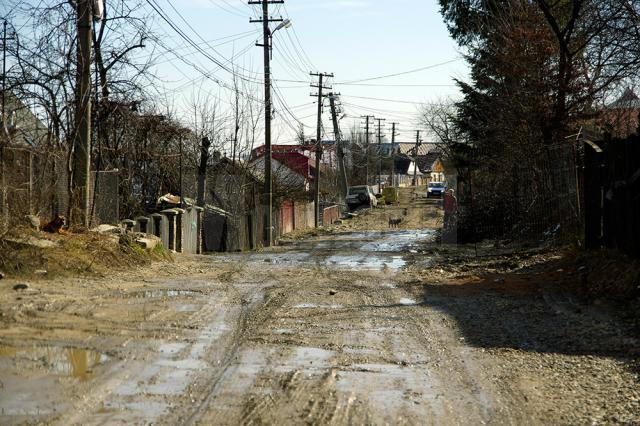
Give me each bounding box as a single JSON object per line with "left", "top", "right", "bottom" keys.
{"left": 0, "top": 226, "right": 170, "bottom": 279}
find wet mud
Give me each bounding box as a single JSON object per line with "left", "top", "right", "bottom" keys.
{"left": 0, "top": 188, "right": 638, "bottom": 425}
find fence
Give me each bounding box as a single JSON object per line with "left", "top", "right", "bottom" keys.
{"left": 456, "top": 141, "right": 581, "bottom": 243}
{"left": 1, "top": 146, "right": 120, "bottom": 228}
{"left": 584, "top": 135, "right": 640, "bottom": 257}
{"left": 322, "top": 205, "right": 340, "bottom": 227}
{"left": 1, "top": 147, "right": 68, "bottom": 226}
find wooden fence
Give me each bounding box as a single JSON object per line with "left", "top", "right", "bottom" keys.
{"left": 584, "top": 135, "right": 640, "bottom": 257}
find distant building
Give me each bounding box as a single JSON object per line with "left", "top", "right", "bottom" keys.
{"left": 597, "top": 88, "right": 640, "bottom": 138}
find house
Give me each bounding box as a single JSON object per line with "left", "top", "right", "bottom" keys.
{"left": 597, "top": 88, "right": 640, "bottom": 138}
{"left": 203, "top": 156, "right": 263, "bottom": 251}
{"left": 249, "top": 152, "right": 313, "bottom": 198}
{"left": 201, "top": 153, "right": 317, "bottom": 252}
{"left": 416, "top": 151, "right": 446, "bottom": 183}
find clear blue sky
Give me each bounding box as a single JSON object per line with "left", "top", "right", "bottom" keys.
{"left": 145, "top": 0, "right": 468, "bottom": 146}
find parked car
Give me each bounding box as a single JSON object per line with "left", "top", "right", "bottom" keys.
{"left": 427, "top": 182, "right": 446, "bottom": 198}
{"left": 346, "top": 185, "right": 378, "bottom": 210}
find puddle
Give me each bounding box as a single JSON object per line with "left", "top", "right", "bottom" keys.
{"left": 359, "top": 230, "right": 436, "bottom": 252}
{"left": 293, "top": 303, "right": 343, "bottom": 309}
{"left": 399, "top": 298, "right": 418, "bottom": 306}
{"left": 174, "top": 303, "right": 200, "bottom": 312}
{"left": 251, "top": 252, "right": 311, "bottom": 265}
{"left": 0, "top": 345, "right": 108, "bottom": 381}
{"left": 325, "top": 255, "right": 406, "bottom": 271}
{"left": 123, "top": 289, "right": 199, "bottom": 299}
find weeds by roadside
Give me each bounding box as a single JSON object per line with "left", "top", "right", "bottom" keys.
{"left": 0, "top": 226, "right": 171, "bottom": 280}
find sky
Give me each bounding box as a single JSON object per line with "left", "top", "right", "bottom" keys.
{"left": 142, "top": 0, "right": 469, "bottom": 148}
{"left": 1, "top": 0, "right": 468, "bottom": 149}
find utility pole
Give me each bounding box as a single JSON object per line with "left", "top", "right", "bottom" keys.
{"left": 375, "top": 118, "right": 386, "bottom": 194}
{"left": 361, "top": 115, "right": 374, "bottom": 186}
{"left": 412, "top": 130, "right": 422, "bottom": 187}
{"left": 249, "top": 0, "right": 284, "bottom": 246}
{"left": 390, "top": 122, "right": 399, "bottom": 187}
{"left": 328, "top": 92, "right": 348, "bottom": 198}
{"left": 310, "top": 71, "right": 333, "bottom": 228}
{"left": 179, "top": 136, "right": 184, "bottom": 208}
{"left": 72, "top": 0, "right": 93, "bottom": 228}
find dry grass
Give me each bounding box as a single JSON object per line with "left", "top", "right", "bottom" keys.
{"left": 0, "top": 226, "right": 171, "bottom": 280}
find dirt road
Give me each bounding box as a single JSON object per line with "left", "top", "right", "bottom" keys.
{"left": 1, "top": 188, "right": 638, "bottom": 425}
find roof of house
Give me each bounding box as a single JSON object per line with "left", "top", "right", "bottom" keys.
{"left": 608, "top": 88, "right": 640, "bottom": 109}
{"left": 396, "top": 143, "right": 437, "bottom": 156}
{"left": 273, "top": 152, "right": 314, "bottom": 180}
{"left": 416, "top": 152, "right": 443, "bottom": 173}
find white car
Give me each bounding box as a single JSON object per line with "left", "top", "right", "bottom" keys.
{"left": 427, "top": 182, "right": 446, "bottom": 198}
{"left": 346, "top": 185, "right": 378, "bottom": 210}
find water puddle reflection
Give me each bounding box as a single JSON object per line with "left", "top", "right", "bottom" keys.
{"left": 0, "top": 345, "right": 109, "bottom": 381}
{"left": 325, "top": 255, "right": 406, "bottom": 271}
{"left": 293, "top": 303, "right": 343, "bottom": 309}
{"left": 122, "top": 289, "right": 199, "bottom": 299}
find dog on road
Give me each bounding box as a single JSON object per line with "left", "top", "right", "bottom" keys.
{"left": 388, "top": 217, "right": 402, "bottom": 228}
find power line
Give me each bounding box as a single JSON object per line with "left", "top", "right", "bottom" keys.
{"left": 145, "top": 0, "right": 261, "bottom": 84}
{"left": 340, "top": 58, "right": 462, "bottom": 84}
{"left": 342, "top": 94, "right": 429, "bottom": 105}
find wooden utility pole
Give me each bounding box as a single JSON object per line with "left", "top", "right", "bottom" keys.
{"left": 72, "top": 0, "right": 93, "bottom": 227}
{"left": 412, "top": 130, "right": 421, "bottom": 186}
{"left": 328, "top": 92, "right": 348, "bottom": 198}
{"left": 197, "top": 137, "right": 211, "bottom": 207}
{"left": 361, "top": 115, "right": 374, "bottom": 186}
{"left": 375, "top": 118, "right": 385, "bottom": 193}
{"left": 249, "top": 0, "right": 284, "bottom": 246}
{"left": 390, "top": 122, "right": 399, "bottom": 187}
{"left": 310, "top": 72, "right": 333, "bottom": 228}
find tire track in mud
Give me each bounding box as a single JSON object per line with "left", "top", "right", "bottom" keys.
{"left": 182, "top": 266, "right": 308, "bottom": 425}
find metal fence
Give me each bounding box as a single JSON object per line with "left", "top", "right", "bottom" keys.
{"left": 455, "top": 141, "right": 581, "bottom": 244}
{"left": 1, "top": 147, "right": 68, "bottom": 226}
{"left": 89, "top": 170, "right": 119, "bottom": 226}
{"left": 584, "top": 135, "right": 640, "bottom": 257}
{"left": 1, "top": 146, "right": 119, "bottom": 228}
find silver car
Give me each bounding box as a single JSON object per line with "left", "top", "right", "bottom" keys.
{"left": 346, "top": 185, "right": 378, "bottom": 210}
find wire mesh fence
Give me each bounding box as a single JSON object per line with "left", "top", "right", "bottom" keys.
{"left": 454, "top": 141, "right": 581, "bottom": 245}
{"left": 1, "top": 147, "right": 69, "bottom": 227}
{"left": 1, "top": 146, "right": 119, "bottom": 229}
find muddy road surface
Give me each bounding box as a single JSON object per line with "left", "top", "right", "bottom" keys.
{"left": 1, "top": 195, "right": 639, "bottom": 425}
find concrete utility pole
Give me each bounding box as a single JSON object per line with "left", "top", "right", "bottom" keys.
{"left": 375, "top": 118, "right": 385, "bottom": 194}
{"left": 72, "top": 0, "right": 93, "bottom": 228}
{"left": 310, "top": 72, "right": 333, "bottom": 228}
{"left": 249, "top": 0, "right": 284, "bottom": 246}
{"left": 361, "top": 115, "right": 374, "bottom": 186}
{"left": 328, "top": 93, "right": 348, "bottom": 198}
{"left": 390, "top": 122, "right": 399, "bottom": 187}
{"left": 412, "top": 130, "right": 422, "bottom": 187}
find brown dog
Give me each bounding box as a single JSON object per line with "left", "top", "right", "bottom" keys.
{"left": 42, "top": 215, "right": 66, "bottom": 233}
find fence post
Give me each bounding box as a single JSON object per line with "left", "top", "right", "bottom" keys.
{"left": 584, "top": 139, "right": 604, "bottom": 249}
